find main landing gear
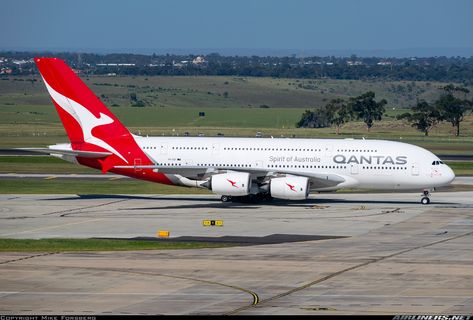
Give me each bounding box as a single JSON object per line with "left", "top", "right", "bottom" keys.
{"left": 221, "top": 195, "right": 232, "bottom": 203}
{"left": 220, "top": 194, "right": 272, "bottom": 203}
{"left": 421, "top": 189, "right": 431, "bottom": 205}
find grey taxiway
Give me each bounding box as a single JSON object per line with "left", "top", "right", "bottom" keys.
{"left": 0, "top": 191, "right": 472, "bottom": 315}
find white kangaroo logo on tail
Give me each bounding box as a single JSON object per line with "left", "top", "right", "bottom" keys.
{"left": 43, "top": 78, "right": 128, "bottom": 163}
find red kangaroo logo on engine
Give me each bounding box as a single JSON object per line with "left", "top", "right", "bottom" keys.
{"left": 286, "top": 183, "right": 296, "bottom": 192}
{"left": 227, "top": 179, "right": 238, "bottom": 188}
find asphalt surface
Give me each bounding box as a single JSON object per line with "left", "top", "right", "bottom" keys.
{"left": 0, "top": 192, "right": 472, "bottom": 315}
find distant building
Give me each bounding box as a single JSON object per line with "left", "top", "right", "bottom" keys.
{"left": 96, "top": 63, "right": 135, "bottom": 66}
{"left": 12, "top": 59, "right": 32, "bottom": 65}
{"left": 192, "top": 56, "right": 206, "bottom": 64}
{"left": 347, "top": 61, "right": 363, "bottom": 66}
{"left": 172, "top": 60, "right": 185, "bottom": 67}
{"left": 0, "top": 68, "right": 12, "bottom": 74}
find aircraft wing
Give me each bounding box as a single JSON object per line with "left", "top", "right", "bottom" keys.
{"left": 113, "top": 164, "right": 271, "bottom": 178}
{"left": 113, "top": 164, "right": 346, "bottom": 188}
{"left": 274, "top": 169, "right": 346, "bottom": 188}
{"left": 17, "top": 148, "right": 112, "bottom": 158}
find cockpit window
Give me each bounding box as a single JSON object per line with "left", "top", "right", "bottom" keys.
{"left": 432, "top": 160, "right": 444, "bottom": 165}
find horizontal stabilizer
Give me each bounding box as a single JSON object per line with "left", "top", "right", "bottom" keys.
{"left": 17, "top": 148, "right": 112, "bottom": 158}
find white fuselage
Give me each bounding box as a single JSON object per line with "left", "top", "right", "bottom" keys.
{"left": 134, "top": 136, "right": 455, "bottom": 191}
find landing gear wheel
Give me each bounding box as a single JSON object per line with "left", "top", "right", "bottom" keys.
{"left": 421, "top": 196, "right": 430, "bottom": 205}
{"left": 221, "top": 195, "right": 232, "bottom": 203}
{"left": 420, "top": 189, "right": 431, "bottom": 205}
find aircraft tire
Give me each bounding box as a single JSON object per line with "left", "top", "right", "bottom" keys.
{"left": 221, "top": 195, "right": 231, "bottom": 202}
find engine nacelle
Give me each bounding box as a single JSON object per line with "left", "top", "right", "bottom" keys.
{"left": 211, "top": 172, "right": 251, "bottom": 196}
{"left": 270, "top": 176, "right": 309, "bottom": 200}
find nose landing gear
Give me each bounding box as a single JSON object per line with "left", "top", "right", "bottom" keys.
{"left": 421, "top": 189, "right": 431, "bottom": 205}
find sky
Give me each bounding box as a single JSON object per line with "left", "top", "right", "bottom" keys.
{"left": 1, "top": 0, "right": 472, "bottom": 56}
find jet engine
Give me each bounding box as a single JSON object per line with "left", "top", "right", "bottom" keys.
{"left": 211, "top": 172, "right": 251, "bottom": 196}
{"left": 270, "top": 176, "right": 309, "bottom": 200}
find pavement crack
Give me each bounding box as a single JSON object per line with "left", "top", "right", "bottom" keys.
{"left": 42, "top": 199, "right": 130, "bottom": 217}
{"left": 0, "top": 252, "right": 59, "bottom": 265}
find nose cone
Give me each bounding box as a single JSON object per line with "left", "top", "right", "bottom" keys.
{"left": 443, "top": 165, "right": 456, "bottom": 185}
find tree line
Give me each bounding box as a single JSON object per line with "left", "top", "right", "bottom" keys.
{"left": 397, "top": 84, "right": 472, "bottom": 136}
{"left": 2, "top": 51, "right": 473, "bottom": 85}
{"left": 297, "top": 85, "right": 472, "bottom": 136}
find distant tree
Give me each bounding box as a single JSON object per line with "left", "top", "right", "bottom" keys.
{"left": 396, "top": 100, "right": 441, "bottom": 136}
{"left": 324, "top": 98, "right": 353, "bottom": 134}
{"left": 129, "top": 92, "right": 145, "bottom": 107}
{"left": 349, "top": 91, "right": 387, "bottom": 131}
{"left": 436, "top": 85, "right": 472, "bottom": 136}
{"left": 296, "top": 109, "right": 330, "bottom": 128}
{"left": 442, "top": 84, "right": 470, "bottom": 98}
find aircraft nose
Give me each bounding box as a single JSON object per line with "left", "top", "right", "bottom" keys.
{"left": 444, "top": 165, "right": 456, "bottom": 185}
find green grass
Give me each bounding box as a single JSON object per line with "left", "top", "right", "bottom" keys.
{"left": 0, "top": 104, "right": 304, "bottom": 128}
{"left": 1, "top": 75, "right": 472, "bottom": 156}
{"left": 3, "top": 75, "right": 466, "bottom": 110}
{"left": 445, "top": 161, "right": 473, "bottom": 176}
{"left": 0, "top": 238, "right": 233, "bottom": 252}
{"left": 0, "top": 178, "right": 211, "bottom": 194}
{"left": 0, "top": 156, "right": 97, "bottom": 173}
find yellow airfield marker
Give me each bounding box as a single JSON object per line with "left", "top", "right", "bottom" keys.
{"left": 157, "top": 230, "right": 170, "bottom": 238}
{"left": 202, "top": 220, "right": 224, "bottom": 227}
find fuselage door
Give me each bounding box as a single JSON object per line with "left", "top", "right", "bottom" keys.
{"left": 411, "top": 162, "right": 420, "bottom": 176}
{"left": 350, "top": 163, "right": 359, "bottom": 175}
{"left": 325, "top": 144, "right": 333, "bottom": 155}
{"left": 255, "top": 160, "right": 263, "bottom": 169}
{"left": 183, "top": 159, "right": 194, "bottom": 166}
{"left": 212, "top": 143, "right": 220, "bottom": 155}
{"left": 160, "top": 143, "right": 168, "bottom": 155}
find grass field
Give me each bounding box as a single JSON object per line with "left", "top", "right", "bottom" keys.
{"left": 1, "top": 113, "right": 473, "bottom": 152}
{"left": 2, "top": 75, "right": 466, "bottom": 109}
{"left": 0, "top": 177, "right": 212, "bottom": 194}
{"left": 0, "top": 238, "right": 233, "bottom": 252}
{"left": 0, "top": 176, "right": 471, "bottom": 194}
{"left": 0, "top": 75, "right": 472, "bottom": 184}
{"left": 1, "top": 76, "right": 473, "bottom": 151}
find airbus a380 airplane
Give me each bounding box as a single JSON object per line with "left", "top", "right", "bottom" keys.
{"left": 28, "top": 57, "right": 455, "bottom": 204}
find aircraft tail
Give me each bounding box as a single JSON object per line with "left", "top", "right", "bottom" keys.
{"left": 35, "top": 57, "right": 148, "bottom": 172}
